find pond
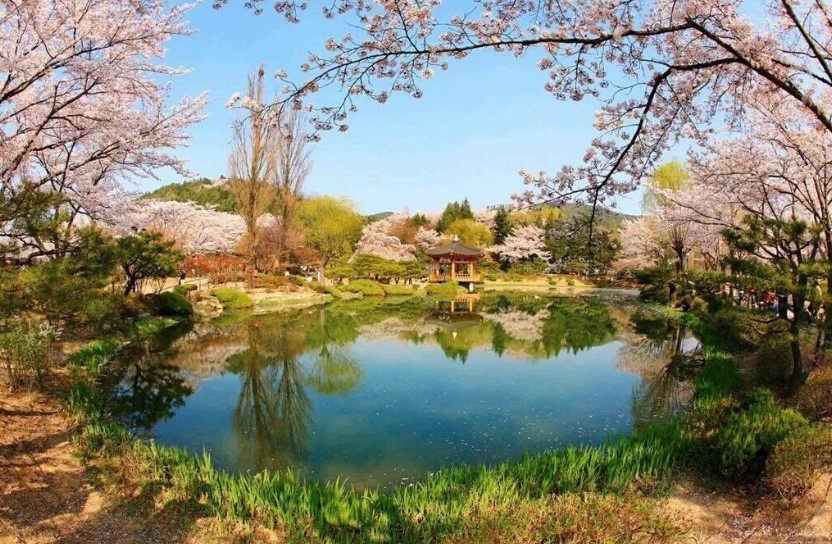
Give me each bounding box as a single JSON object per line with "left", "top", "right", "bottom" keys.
{"left": 101, "top": 293, "right": 700, "bottom": 490}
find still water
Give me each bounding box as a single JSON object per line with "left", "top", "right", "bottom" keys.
{"left": 102, "top": 293, "right": 698, "bottom": 490}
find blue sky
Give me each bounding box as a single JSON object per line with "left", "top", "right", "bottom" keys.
{"left": 156, "top": 2, "right": 651, "bottom": 215}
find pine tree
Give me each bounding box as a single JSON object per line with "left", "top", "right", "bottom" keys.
{"left": 492, "top": 206, "right": 513, "bottom": 245}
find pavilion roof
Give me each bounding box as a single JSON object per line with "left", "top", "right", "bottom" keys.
{"left": 425, "top": 241, "right": 483, "bottom": 258}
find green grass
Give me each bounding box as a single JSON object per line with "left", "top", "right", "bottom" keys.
{"left": 209, "top": 287, "right": 254, "bottom": 309}
{"left": 72, "top": 403, "right": 684, "bottom": 542}
{"left": 68, "top": 337, "right": 122, "bottom": 372}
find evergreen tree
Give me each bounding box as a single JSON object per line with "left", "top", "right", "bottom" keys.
{"left": 492, "top": 206, "right": 513, "bottom": 245}
{"left": 436, "top": 198, "right": 474, "bottom": 233}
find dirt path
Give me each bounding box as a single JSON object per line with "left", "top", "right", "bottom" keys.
{"left": 664, "top": 476, "right": 832, "bottom": 544}
{"left": 0, "top": 391, "right": 213, "bottom": 544}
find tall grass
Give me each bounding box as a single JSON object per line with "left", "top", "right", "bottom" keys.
{"left": 71, "top": 391, "right": 685, "bottom": 542}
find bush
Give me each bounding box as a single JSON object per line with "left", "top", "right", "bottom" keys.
{"left": 639, "top": 284, "right": 670, "bottom": 304}
{"left": 755, "top": 335, "right": 793, "bottom": 385}
{"left": 685, "top": 395, "right": 739, "bottom": 443}
{"left": 324, "top": 285, "right": 345, "bottom": 299}
{"left": 796, "top": 365, "right": 832, "bottom": 420}
{"left": 144, "top": 292, "right": 194, "bottom": 317}
{"left": 209, "top": 287, "right": 254, "bottom": 309}
{"left": 765, "top": 424, "right": 832, "bottom": 501}
{"left": 714, "top": 388, "right": 808, "bottom": 480}
{"left": 79, "top": 293, "right": 123, "bottom": 331}
{"left": 255, "top": 274, "right": 289, "bottom": 289}
{"left": 382, "top": 283, "right": 415, "bottom": 296}
{"left": 342, "top": 279, "right": 385, "bottom": 297}
{"left": 0, "top": 320, "right": 58, "bottom": 390}
{"left": 172, "top": 284, "right": 198, "bottom": 296}
{"left": 717, "top": 308, "right": 760, "bottom": 351}
{"left": 425, "top": 281, "right": 463, "bottom": 298}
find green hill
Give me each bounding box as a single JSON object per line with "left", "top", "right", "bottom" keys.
{"left": 143, "top": 178, "right": 237, "bottom": 212}
{"left": 365, "top": 211, "right": 394, "bottom": 223}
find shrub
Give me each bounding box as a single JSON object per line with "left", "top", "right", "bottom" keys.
{"left": 324, "top": 285, "right": 345, "bottom": 299}
{"left": 425, "top": 281, "right": 463, "bottom": 298}
{"left": 209, "top": 287, "right": 254, "bottom": 309}
{"left": 79, "top": 293, "right": 123, "bottom": 331}
{"left": 382, "top": 283, "right": 414, "bottom": 296}
{"left": 639, "top": 284, "right": 670, "bottom": 304}
{"left": 755, "top": 335, "right": 793, "bottom": 385}
{"left": 145, "top": 292, "right": 194, "bottom": 317}
{"left": 701, "top": 308, "right": 758, "bottom": 352}
{"left": 796, "top": 365, "right": 832, "bottom": 420}
{"left": 172, "top": 284, "right": 198, "bottom": 296}
{"left": 685, "top": 395, "right": 739, "bottom": 443}
{"left": 255, "top": 274, "right": 288, "bottom": 289}
{"left": 714, "top": 388, "right": 808, "bottom": 480}
{"left": 342, "top": 279, "right": 385, "bottom": 297}
{"left": 0, "top": 320, "right": 58, "bottom": 390}
{"left": 765, "top": 424, "right": 832, "bottom": 501}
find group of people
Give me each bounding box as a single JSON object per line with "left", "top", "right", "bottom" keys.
{"left": 741, "top": 283, "right": 825, "bottom": 321}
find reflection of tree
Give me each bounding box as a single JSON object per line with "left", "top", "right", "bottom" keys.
{"left": 108, "top": 345, "right": 194, "bottom": 432}
{"left": 626, "top": 313, "right": 700, "bottom": 429}
{"left": 491, "top": 323, "right": 509, "bottom": 356}
{"left": 541, "top": 300, "right": 617, "bottom": 356}
{"left": 433, "top": 318, "right": 491, "bottom": 363}
{"left": 228, "top": 324, "right": 312, "bottom": 471}
{"left": 305, "top": 309, "right": 363, "bottom": 395}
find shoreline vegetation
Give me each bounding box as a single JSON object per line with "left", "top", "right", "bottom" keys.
{"left": 178, "top": 272, "right": 633, "bottom": 320}
{"left": 29, "top": 291, "right": 826, "bottom": 543}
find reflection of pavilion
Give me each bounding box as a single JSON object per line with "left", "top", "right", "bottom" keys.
{"left": 433, "top": 293, "right": 481, "bottom": 314}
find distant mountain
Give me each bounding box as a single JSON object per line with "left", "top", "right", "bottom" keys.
{"left": 559, "top": 203, "right": 635, "bottom": 228}
{"left": 143, "top": 177, "right": 236, "bottom": 213}
{"left": 365, "top": 211, "right": 394, "bottom": 223}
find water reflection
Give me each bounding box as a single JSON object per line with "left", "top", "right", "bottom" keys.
{"left": 104, "top": 335, "right": 194, "bottom": 433}
{"left": 625, "top": 311, "right": 701, "bottom": 429}
{"left": 227, "top": 324, "right": 312, "bottom": 469}
{"left": 105, "top": 294, "right": 699, "bottom": 488}
{"left": 305, "top": 309, "right": 364, "bottom": 395}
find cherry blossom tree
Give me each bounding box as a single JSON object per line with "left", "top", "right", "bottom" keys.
{"left": 489, "top": 225, "right": 550, "bottom": 264}
{"left": 415, "top": 226, "right": 442, "bottom": 250}
{"left": 118, "top": 199, "right": 246, "bottom": 256}
{"left": 617, "top": 216, "right": 672, "bottom": 273}
{"left": 353, "top": 216, "right": 417, "bottom": 261}
{"left": 217, "top": 0, "right": 832, "bottom": 239}
{"left": 1, "top": 0, "right": 206, "bottom": 263}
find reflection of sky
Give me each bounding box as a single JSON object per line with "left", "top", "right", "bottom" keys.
{"left": 149, "top": 334, "right": 640, "bottom": 490}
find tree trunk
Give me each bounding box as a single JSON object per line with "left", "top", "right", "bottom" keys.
{"left": 824, "top": 267, "right": 832, "bottom": 349}
{"left": 318, "top": 258, "right": 327, "bottom": 284}
{"left": 123, "top": 269, "right": 137, "bottom": 296}
{"left": 790, "top": 277, "right": 808, "bottom": 384}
